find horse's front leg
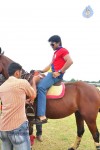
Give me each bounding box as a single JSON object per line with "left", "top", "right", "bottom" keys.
{"left": 68, "top": 111, "right": 84, "bottom": 150}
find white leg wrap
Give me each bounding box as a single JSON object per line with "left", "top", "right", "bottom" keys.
{"left": 95, "top": 142, "right": 100, "bottom": 150}
{"left": 71, "top": 136, "right": 81, "bottom": 149}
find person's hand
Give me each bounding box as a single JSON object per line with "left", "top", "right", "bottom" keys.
{"left": 37, "top": 70, "right": 44, "bottom": 73}
{"left": 52, "top": 72, "right": 60, "bottom": 78}
{"left": 26, "top": 98, "right": 34, "bottom": 104}
{"left": 33, "top": 70, "right": 45, "bottom": 77}
{"left": 34, "top": 70, "right": 40, "bottom": 76}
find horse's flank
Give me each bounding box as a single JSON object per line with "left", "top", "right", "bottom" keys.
{"left": 46, "top": 81, "right": 100, "bottom": 119}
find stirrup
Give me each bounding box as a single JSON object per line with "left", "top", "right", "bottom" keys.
{"left": 27, "top": 113, "right": 35, "bottom": 117}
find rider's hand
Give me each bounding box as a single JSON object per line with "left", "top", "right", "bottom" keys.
{"left": 33, "top": 70, "right": 40, "bottom": 76}
{"left": 34, "top": 70, "right": 45, "bottom": 78}
{"left": 52, "top": 72, "right": 60, "bottom": 78}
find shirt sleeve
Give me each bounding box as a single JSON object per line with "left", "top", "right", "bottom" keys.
{"left": 22, "top": 79, "right": 36, "bottom": 100}
{"left": 61, "top": 48, "right": 69, "bottom": 58}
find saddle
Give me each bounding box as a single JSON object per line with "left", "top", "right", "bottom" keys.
{"left": 26, "top": 82, "right": 65, "bottom": 117}
{"left": 46, "top": 82, "right": 65, "bottom": 99}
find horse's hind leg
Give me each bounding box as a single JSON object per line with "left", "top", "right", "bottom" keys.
{"left": 85, "top": 115, "right": 100, "bottom": 150}
{"left": 68, "top": 111, "right": 84, "bottom": 150}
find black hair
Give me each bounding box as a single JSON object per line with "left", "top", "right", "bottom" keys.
{"left": 48, "top": 35, "right": 62, "bottom": 46}
{"left": 8, "top": 62, "right": 22, "bottom": 76}
{"left": 30, "top": 70, "right": 35, "bottom": 74}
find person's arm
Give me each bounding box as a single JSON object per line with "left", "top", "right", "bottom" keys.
{"left": 24, "top": 80, "right": 37, "bottom": 102}
{"left": 60, "top": 54, "right": 73, "bottom": 73}
{"left": 39, "top": 63, "right": 52, "bottom": 73}
{"left": 53, "top": 54, "right": 73, "bottom": 78}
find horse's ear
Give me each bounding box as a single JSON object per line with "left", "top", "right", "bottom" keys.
{"left": 0, "top": 47, "right": 1, "bottom": 54}
{"left": 0, "top": 47, "right": 4, "bottom": 55}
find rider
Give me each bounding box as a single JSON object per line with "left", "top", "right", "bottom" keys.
{"left": 33, "top": 35, "right": 73, "bottom": 124}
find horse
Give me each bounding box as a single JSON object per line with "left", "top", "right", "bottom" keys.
{"left": 0, "top": 49, "right": 100, "bottom": 150}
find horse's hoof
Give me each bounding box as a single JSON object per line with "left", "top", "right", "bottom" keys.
{"left": 96, "top": 146, "right": 100, "bottom": 150}
{"left": 68, "top": 148, "right": 75, "bottom": 150}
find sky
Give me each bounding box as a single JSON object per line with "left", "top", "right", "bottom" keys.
{"left": 0, "top": 0, "right": 100, "bottom": 81}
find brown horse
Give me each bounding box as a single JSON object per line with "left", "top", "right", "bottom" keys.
{"left": 0, "top": 50, "right": 100, "bottom": 150}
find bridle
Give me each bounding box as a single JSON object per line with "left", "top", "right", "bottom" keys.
{"left": 21, "top": 71, "right": 34, "bottom": 83}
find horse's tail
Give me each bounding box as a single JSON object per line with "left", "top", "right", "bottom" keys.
{"left": 99, "top": 109, "right": 100, "bottom": 112}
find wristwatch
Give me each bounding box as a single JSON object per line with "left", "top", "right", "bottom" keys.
{"left": 58, "top": 70, "right": 62, "bottom": 74}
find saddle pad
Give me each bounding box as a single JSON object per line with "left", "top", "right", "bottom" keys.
{"left": 46, "top": 82, "right": 65, "bottom": 99}
{"left": 97, "top": 87, "right": 100, "bottom": 91}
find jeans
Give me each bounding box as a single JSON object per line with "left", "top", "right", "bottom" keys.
{"left": 0, "top": 121, "right": 31, "bottom": 150}
{"left": 37, "top": 72, "right": 62, "bottom": 116}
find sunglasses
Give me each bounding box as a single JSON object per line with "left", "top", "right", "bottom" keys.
{"left": 50, "top": 43, "right": 55, "bottom": 47}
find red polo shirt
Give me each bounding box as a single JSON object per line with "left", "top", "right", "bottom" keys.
{"left": 51, "top": 47, "right": 69, "bottom": 72}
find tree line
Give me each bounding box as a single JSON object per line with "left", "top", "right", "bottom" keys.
{"left": 67, "top": 78, "right": 100, "bottom": 87}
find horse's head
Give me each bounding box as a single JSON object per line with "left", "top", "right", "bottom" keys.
{"left": 0, "top": 48, "right": 14, "bottom": 79}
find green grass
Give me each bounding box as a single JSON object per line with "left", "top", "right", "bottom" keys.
{"left": 32, "top": 114, "right": 100, "bottom": 150}
{"left": 0, "top": 114, "right": 100, "bottom": 150}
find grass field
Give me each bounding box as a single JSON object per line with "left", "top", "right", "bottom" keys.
{"left": 0, "top": 114, "right": 100, "bottom": 150}
{"left": 32, "top": 114, "right": 100, "bottom": 150}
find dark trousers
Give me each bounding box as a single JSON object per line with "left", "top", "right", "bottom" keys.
{"left": 35, "top": 124, "right": 42, "bottom": 136}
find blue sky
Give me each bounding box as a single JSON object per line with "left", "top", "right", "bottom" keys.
{"left": 0, "top": 0, "right": 100, "bottom": 81}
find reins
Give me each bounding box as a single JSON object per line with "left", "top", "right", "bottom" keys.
{"left": 21, "top": 71, "right": 33, "bottom": 81}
